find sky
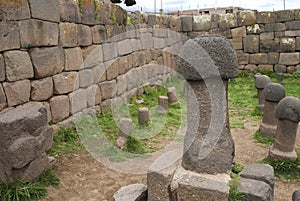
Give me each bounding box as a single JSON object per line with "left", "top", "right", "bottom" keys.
{"left": 120, "top": 0, "right": 300, "bottom": 13}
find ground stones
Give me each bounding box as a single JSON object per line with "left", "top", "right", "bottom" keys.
{"left": 269, "top": 96, "right": 300, "bottom": 161}
{"left": 254, "top": 73, "right": 272, "bottom": 111}
{"left": 167, "top": 87, "right": 179, "bottom": 104}
{"left": 259, "top": 83, "right": 286, "bottom": 137}
{"left": 138, "top": 107, "right": 150, "bottom": 125}
{"left": 116, "top": 118, "right": 133, "bottom": 149}
{"left": 157, "top": 96, "right": 169, "bottom": 113}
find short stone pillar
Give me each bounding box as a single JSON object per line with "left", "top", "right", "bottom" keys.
{"left": 167, "top": 87, "right": 179, "bottom": 104}
{"left": 268, "top": 96, "right": 300, "bottom": 161}
{"left": 254, "top": 73, "right": 272, "bottom": 111}
{"left": 0, "top": 104, "right": 53, "bottom": 182}
{"left": 259, "top": 83, "right": 286, "bottom": 137}
{"left": 116, "top": 118, "right": 133, "bottom": 150}
{"left": 157, "top": 96, "right": 169, "bottom": 113}
{"left": 138, "top": 107, "right": 150, "bottom": 125}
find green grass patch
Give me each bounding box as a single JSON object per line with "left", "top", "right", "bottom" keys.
{"left": 262, "top": 151, "right": 300, "bottom": 182}
{"left": 253, "top": 130, "right": 275, "bottom": 147}
{"left": 0, "top": 169, "right": 60, "bottom": 201}
{"left": 229, "top": 173, "right": 245, "bottom": 201}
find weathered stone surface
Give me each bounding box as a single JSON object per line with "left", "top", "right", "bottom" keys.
{"left": 280, "top": 38, "right": 296, "bottom": 52}
{"left": 231, "top": 27, "right": 246, "bottom": 38}
{"left": 0, "top": 84, "right": 7, "bottom": 111}
{"left": 50, "top": 95, "right": 70, "bottom": 123}
{"left": 275, "top": 96, "right": 300, "bottom": 122}
{"left": 275, "top": 10, "right": 294, "bottom": 22}
{"left": 118, "top": 39, "right": 133, "bottom": 56}
{"left": 79, "top": 69, "right": 94, "bottom": 88}
{"left": 260, "top": 40, "right": 280, "bottom": 53}
{"left": 30, "top": 47, "right": 64, "bottom": 78}
{"left": 77, "top": 24, "right": 92, "bottom": 46}
{"left": 296, "top": 9, "right": 300, "bottom": 20}
{"left": 264, "top": 23, "right": 286, "bottom": 32}
{"left": 92, "top": 25, "right": 106, "bottom": 44}
{"left": 238, "top": 178, "right": 273, "bottom": 201}
{"left": 93, "top": 63, "right": 106, "bottom": 83}
{"left": 181, "top": 16, "right": 193, "bottom": 32}
{"left": 87, "top": 84, "right": 101, "bottom": 107}
{"left": 268, "top": 53, "right": 279, "bottom": 64}
{"left": 53, "top": 72, "right": 79, "bottom": 95}
{"left": 274, "top": 64, "right": 287, "bottom": 73}
{"left": 58, "top": 0, "right": 81, "bottom": 23}
{"left": 292, "top": 190, "right": 300, "bottom": 201}
{"left": 249, "top": 53, "right": 268, "bottom": 64}
{"left": 3, "top": 80, "right": 30, "bottom": 107}
{"left": 140, "top": 33, "right": 154, "bottom": 49}
{"left": 103, "top": 42, "right": 118, "bottom": 62}
{"left": 59, "top": 22, "right": 78, "bottom": 47}
{"left": 69, "top": 89, "right": 87, "bottom": 114}
{"left": 238, "top": 10, "right": 256, "bottom": 26}
{"left": 80, "top": 0, "right": 95, "bottom": 25}
{"left": 257, "top": 12, "right": 276, "bottom": 24}
{"left": 131, "top": 39, "right": 142, "bottom": 52}
{"left": 240, "top": 164, "right": 274, "bottom": 188}
{"left": 4, "top": 51, "right": 33, "bottom": 82}
{"left": 246, "top": 24, "right": 262, "bottom": 34}
{"left": 157, "top": 96, "right": 168, "bottom": 113}
{"left": 0, "top": 54, "right": 4, "bottom": 82}
{"left": 260, "top": 32, "right": 274, "bottom": 40}
{"left": 258, "top": 65, "right": 273, "bottom": 72}
{"left": 19, "top": 19, "right": 58, "bottom": 48}
{"left": 229, "top": 37, "right": 243, "bottom": 50}
{"left": 111, "top": 4, "right": 127, "bottom": 26}
{"left": 285, "top": 30, "right": 300, "bottom": 37}
{"left": 138, "top": 107, "right": 150, "bottom": 125}
{"left": 167, "top": 87, "right": 179, "bottom": 104}
{"left": 264, "top": 83, "right": 286, "bottom": 102}
{"left": 287, "top": 20, "right": 300, "bottom": 30}
{"left": 219, "top": 13, "right": 237, "bottom": 28}
{"left": 65, "top": 47, "right": 84, "bottom": 71}
{"left": 193, "top": 15, "right": 211, "bottom": 31}
{"left": 105, "top": 59, "right": 119, "bottom": 81}
{"left": 99, "top": 80, "right": 117, "bottom": 100}
{"left": 254, "top": 74, "right": 272, "bottom": 89}
{"left": 82, "top": 45, "right": 104, "bottom": 69}
{"left": 31, "top": 78, "right": 53, "bottom": 101}
{"left": 244, "top": 35, "right": 259, "bottom": 53}
{"left": 0, "top": 21, "right": 20, "bottom": 52}
{"left": 114, "top": 184, "right": 147, "bottom": 201}
{"left": 279, "top": 53, "right": 300, "bottom": 65}
{"left": 116, "top": 75, "right": 127, "bottom": 95}
{"left": 29, "top": 0, "right": 59, "bottom": 22}
{"left": 169, "top": 16, "right": 182, "bottom": 32}
{"left": 0, "top": 0, "right": 30, "bottom": 20}
{"left": 296, "top": 37, "right": 300, "bottom": 50}
{"left": 147, "top": 15, "right": 157, "bottom": 26}
{"left": 236, "top": 50, "right": 249, "bottom": 64}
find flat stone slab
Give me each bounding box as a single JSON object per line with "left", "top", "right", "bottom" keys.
{"left": 238, "top": 178, "right": 273, "bottom": 201}
{"left": 240, "top": 164, "right": 274, "bottom": 188}
{"left": 113, "top": 183, "right": 147, "bottom": 201}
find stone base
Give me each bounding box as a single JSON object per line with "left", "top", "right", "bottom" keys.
{"left": 113, "top": 183, "right": 147, "bottom": 201}
{"left": 259, "top": 123, "right": 277, "bottom": 137}
{"left": 256, "top": 104, "right": 264, "bottom": 111}
{"left": 268, "top": 145, "right": 297, "bottom": 161}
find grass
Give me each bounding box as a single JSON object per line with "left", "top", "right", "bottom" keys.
{"left": 0, "top": 169, "right": 60, "bottom": 201}
{"left": 229, "top": 162, "right": 245, "bottom": 201}
{"left": 253, "top": 130, "right": 275, "bottom": 147}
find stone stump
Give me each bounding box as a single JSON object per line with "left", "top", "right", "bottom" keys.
{"left": 269, "top": 96, "right": 300, "bottom": 161}
{"left": 157, "top": 96, "right": 169, "bottom": 113}
{"left": 254, "top": 74, "right": 272, "bottom": 111}
{"left": 0, "top": 104, "right": 53, "bottom": 182}
{"left": 167, "top": 87, "right": 179, "bottom": 104}
{"left": 138, "top": 107, "right": 150, "bottom": 125}
{"left": 116, "top": 118, "right": 133, "bottom": 149}
{"left": 259, "top": 83, "right": 286, "bottom": 137}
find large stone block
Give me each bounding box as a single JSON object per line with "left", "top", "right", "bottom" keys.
{"left": 0, "top": 84, "right": 7, "bottom": 111}
{"left": 80, "top": 0, "right": 96, "bottom": 25}
{"left": 53, "top": 72, "right": 79, "bottom": 94}
{"left": 296, "top": 37, "right": 300, "bottom": 51}
{"left": 169, "top": 16, "right": 182, "bottom": 32}
{"left": 59, "top": 22, "right": 78, "bottom": 47}
{"left": 243, "top": 35, "right": 259, "bottom": 53}
{"left": 193, "top": 15, "right": 211, "bottom": 31}
{"left": 31, "top": 78, "right": 53, "bottom": 101}
{"left": 260, "top": 32, "right": 274, "bottom": 40}
{"left": 236, "top": 50, "right": 249, "bottom": 65}
{"left": 95, "top": 3, "right": 113, "bottom": 25}
{"left": 93, "top": 63, "right": 106, "bottom": 83}
{"left": 181, "top": 16, "right": 193, "bottom": 32}
{"left": 118, "top": 39, "right": 133, "bottom": 56}
{"left": 219, "top": 13, "right": 237, "bottom": 28}
{"left": 0, "top": 0, "right": 30, "bottom": 20}
{"left": 238, "top": 178, "right": 273, "bottom": 201}
{"left": 106, "top": 60, "right": 119, "bottom": 81}
{"left": 30, "top": 46, "right": 64, "bottom": 78}
{"left": 103, "top": 42, "right": 118, "bottom": 62}
{"left": 260, "top": 40, "right": 280, "bottom": 53}
{"left": 114, "top": 184, "right": 147, "bottom": 201}
{"left": 82, "top": 45, "right": 104, "bottom": 69}
{"left": 268, "top": 53, "right": 279, "bottom": 64}
{"left": 58, "top": 0, "right": 81, "bottom": 23}
{"left": 153, "top": 38, "right": 166, "bottom": 49}
{"left": 3, "top": 80, "right": 30, "bottom": 107}
{"left": 69, "top": 89, "right": 88, "bottom": 114}
{"left": 0, "top": 21, "right": 20, "bottom": 52}
{"left": 238, "top": 10, "right": 256, "bottom": 26}
{"left": 23, "top": 102, "right": 52, "bottom": 124}
{"left": 279, "top": 53, "right": 300, "bottom": 65}
{"left": 264, "top": 23, "right": 286, "bottom": 32}
{"left": 0, "top": 54, "right": 4, "bottom": 82}
{"left": 257, "top": 12, "right": 276, "bottom": 23}
{"left": 280, "top": 38, "right": 296, "bottom": 52}
{"left": 231, "top": 27, "right": 246, "bottom": 38}
{"left": 99, "top": 80, "right": 117, "bottom": 100}
{"left": 140, "top": 33, "right": 154, "bottom": 49}
{"left": 229, "top": 37, "right": 243, "bottom": 50}
{"left": 275, "top": 10, "right": 294, "bottom": 22}
{"left": 118, "top": 55, "right": 132, "bottom": 75}
{"left": 246, "top": 24, "right": 262, "bottom": 34}
{"left": 79, "top": 69, "right": 94, "bottom": 88}
{"left": 92, "top": 25, "right": 106, "bottom": 44}
{"left": 240, "top": 164, "right": 274, "bottom": 188}
{"left": 77, "top": 24, "right": 92, "bottom": 47}
{"left": 4, "top": 51, "right": 33, "bottom": 82}
{"left": 65, "top": 47, "right": 84, "bottom": 71}
{"left": 110, "top": 4, "right": 127, "bottom": 26}
{"left": 29, "top": 0, "right": 59, "bottom": 22}
{"left": 19, "top": 19, "right": 58, "bottom": 48}
{"left": 285, "top": 30, "right": 300, "bottom": 37}
{"left": 116, "top": 75, "right": 127, "bottom": 95}
{"left": 87, "top": 85, "right": 101, "bottom": 107}
{"left": 286, "top": 20, "right": 300, "bottom": 30}
{"left": 50, "top": 95, "right": 70, "bottom": 123}
{"left": 249, "top": 53, "right": 268, "bottom": 64}
{"left": 296, "top": 9, "right": 300, "bottom": 20}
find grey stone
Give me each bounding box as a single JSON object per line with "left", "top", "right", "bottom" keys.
{"left": 238, "top": 178, "right": 273, "bottom": 201}
{"left": 240, "top": 164, "right": 274, "bottom": 188}
{"left": 236, "top": 50, "right": 249, "bottom": 65}
{"left": 275, "top": 10, "right": 294, "bottom": 22}
{"left": 99, "top": 80, "right": 117, "bottom": 100}
{"left": 231, "top": 27, "right": 246, "bottom": 38}
{"left": 80, "top": 0, "right": 95, "bottom": 25}
{"left": 292, "top": 190, "right": 300, "bottom": 201}
{"left": 19, "top": 19, "right": 58, "bottom": 48}
{"left": 268, "top": 53, "right": 279, "bottom": 64}
{"left": 116, "top": 118, "right": 133, "bottom": 149}
{"left": 148, "top": 15, "right": 157, "bottom": 26}
{"left": 296, "top": 37, "right": 300, "bottom": 51}
{"left": 118, "top": 39, "right": 133, "bottom": 56}
{"left": 167, "top": 87, "right": 179, "bottom": 104}
{"left": 79, "top": 69, "right": 94, "bottom": 88}
{"left": 31, "top": 78, "right": 53, "bottom": 101}
{"left": 264, "top": 23, "right": 286, "bottom": 32}
{"left": 0, "top": 54, "right": 4, "bottom": 82}
{"left": 30, "top": 46, "right": 64, "bottom": 78}
{"left": 286, "top": 20, "right": 300, "bottom": 30}
{"left": 279, "top": 53, "right": 300, "bottom": 65}
{"left": 140, "top": 33, "right": 154, "bottom": 49}
{"left": 0, "top": 21, "right": 20, "bottom": 52}
{"left": 158, "top": 96, "right": 168, "bottom": 113}
{"left": 0, "top": 84, "right": 7, "bottom": 111}
{"left": 93, "top": 63, "right": 106, "bottom": 84}
{"left": 238, "top": 10, "right": 256, "bottom": 26}
{"left": 92, "top": 25, "right": 106, "bottom": 44}
{"left": 285, "top": 30, "right": 300, "bottom": 37}
{"left": 87, "top": 85, "right": 101, "bottom": 107}
{"left": 246, "top": 24, "right": 262, "bottom": 34}
{"left": 29, "top": 0, "right": 59, "bottom": 22}
{"left": 257, "top": 12, "right": 276, "bottom": 24}
{"left": 193, "top": 15, "right": 211, "bottom": 31}
{"left": 260, "top": 32, "right": 274, "bottom": 40}
{"left": 59, "top": 22, "right": 78, "bottom": 47}
{"left": 114, "top": 184, "right": 147, "bottom": 201}
{"left": 82, "top": 45, "right": 104, "bottom": 69}
{"left": 274, "top": 65, "right": 287, "bottom": 73}
{"left": 69, "top": 89, "right": 87, "bottom": 114}
{"left": 0, "top": 0, "right": 30, "bottom": 20}
{"left": 116, "top": 75, "right": 127, "bottom": 95}
{"left": 275, "top": 96, "right": 300, "bottom": 122}
{"left": 103, "top": 42, "right": 118, "bottom": 62}
{"left": 169, "top": 16, "right": 182, "bottom": 32}
{"left": 3, "top": 80, "right": 30, "bottom": 107}
{"left": 58, "top": 0, "right": 81, "bottom": 23}
{"left": 280, "top": 38, "right": 296, "bottom": 52}
{"left": 77, "top": 24, "right": 92, "bottom": 46}
{"left": 219, "top": 13, "right": 237, "bottom": 28}
{"left": 264, "top": 83, "right": 286, "bottom": 102}
{"left": 64, "top": 47, "right": 84, "bottom": 71}
{"left": 53, "top": 72, "right": 79, "bottom": 95}
{"left": 4, "top": 51, "right": 34, "bottom": 81}
{"left": 254, "top": 74, "right": 272, "bottom": 110}
{"left": 243, "top": 35, "right": 260, "bottom": 53}
{"left": 50, "top": 95, "right": 70, "bottom": 123}
{"left": 249, "top": 53, "right": 268, "bottom": 64}
{"left": 181, "top": 16, "right": 193, "bottom": 32}
{"left": 138, "top": 107, "right": 150, "bottom": 125}
{"left": 105, "top": 59, "right": 119, "bottom": 81}
{"left": 229, "top": 37, "right": 243, "bottom": 50}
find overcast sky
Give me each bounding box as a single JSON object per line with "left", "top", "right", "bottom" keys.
{"left": 120, "top": 0, "right": 300, "bottom": 13}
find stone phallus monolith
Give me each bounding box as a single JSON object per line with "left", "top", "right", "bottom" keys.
{"left": 254, "top": 74, "right": 272, "bottom": 111}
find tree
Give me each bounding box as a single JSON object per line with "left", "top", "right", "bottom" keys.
{"left": 110, "top": 0, "right": 136, "bottom": 6}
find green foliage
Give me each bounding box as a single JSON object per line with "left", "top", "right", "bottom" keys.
{"left": 253, "top": 69, "right": 277, "bottom": 79}
{"left": 127, "top": 17, "right": 138, "bottom": 25}
{"left": 232, "top": 162, "right": 245, "bottom": 174}
{"left": 293, "top": 71, "right": 300, "bottom": 79}
{"left": 229, "top": 173, "right": 245, "bottom": 201}
{"left": 0, "top": 169, "right": 59, "bottom": 201}
{"left": 253, "top": 130, "right": 275, "bottom": 147}
{"left": 262, "top": 151, "right": 300, "bottom": 182}
{"left": 77, "top": 0, "right": 83, "bottom": 14}
{"left": 93, "top": 0, "right": 100, "bottom": 20}
{"left": 124, "top": 136, "right": 146, "bottom": 154}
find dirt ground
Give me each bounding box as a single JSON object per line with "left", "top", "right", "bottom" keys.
{"left": 41, "top": 121, "right": 300, "bottom": 201}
